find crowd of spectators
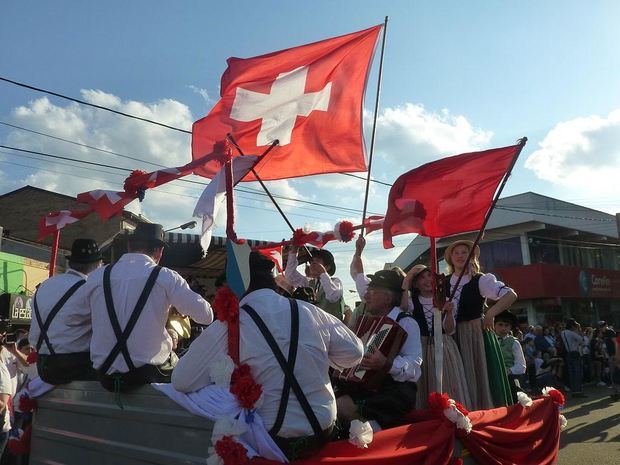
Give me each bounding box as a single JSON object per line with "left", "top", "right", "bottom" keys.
{"left": 515, "top": 320, "right": 619, "bottom": 399}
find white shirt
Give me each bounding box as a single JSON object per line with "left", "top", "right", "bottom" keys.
{"left": 498, "top": 336, "right": 527, "bottom": 375}
{"left": 449, "top": 273, "right": 512, "bottom": 319}
{"left": 384, "top": 307, "right": 423, "bottom": 383}
{"left": 81, "top": 253, "right": 213, "bottom": 374}
{"left": 0, "top": 363, "right": 11, "bottom": 433}
{"left": 417, "top": 295, "right": 455, "bottom": 335}
{"left": 561, "top": 329, "right": 583, "bottom": 355}
{"left": 0, "top": 349, "right": 18, "bottom": 395}
{"left": 29, "top": 269, "right": 91, "bottom": 355}
{"left": 172, "top": 288, "right": 363, "bottom": 438}
{"left": 352, "top": 272, "right": 371, "bottom": 301}
{"left": 284, "top": 252, "right": 343, "bottom": 303}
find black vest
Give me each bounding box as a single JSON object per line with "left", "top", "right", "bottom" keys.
{"left": 448, "top": 273, "right": 484, "bottom": 323}
{"left": 411, "top": 297, "right": 446, "bottom": 337}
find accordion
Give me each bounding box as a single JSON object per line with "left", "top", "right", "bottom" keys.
{"left": 336, "top": 314, "right": 408, "bottom": 391}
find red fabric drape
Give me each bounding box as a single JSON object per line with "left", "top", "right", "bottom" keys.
{"left": 250, "top": 397, "right": 560, "bottom": 465}
{"left": 252, "top": 418, "right": 455, "bottom": 465}
{"left": 460, "top": 398, "right": 560, "bottom": 465}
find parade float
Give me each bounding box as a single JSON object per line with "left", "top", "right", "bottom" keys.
{"left": 18, "top": 19, "right": 563, "bottom": 465}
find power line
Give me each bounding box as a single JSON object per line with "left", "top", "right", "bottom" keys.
{"left": 0, "top": 76, "right": 191, "bottom": 134}
{"left": 0, "top": 79, "right": 392, "bottom": 187}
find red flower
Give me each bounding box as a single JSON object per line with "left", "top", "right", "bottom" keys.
{"left": 292, "top": 228, "right": 307, "bottom": 247}
{"left": 213, "top": 286, "right": 240, "bottom": 324}
{"left": 454, "top": 401, "right": 469, "bottom": 417}
{"left": 26, "top": 351, "right": 38, "bottom": 364}
{"left": 336, "top": 221, "right": 355, "bottom": 242}
{"left": 18, "top": 395, "right": 37, "bottom": 413}
{"left": 123, "top": 170, "right": 149, "bottom": 196}
{"left": 428, "top": 392, "right": 451, "bottom": 411}
{"left": 214, "top": 435, "right": 249, "bottom": 465}
{"left": 548, "top": 389, "right": 565, "bottom": 407}
{"left": 452, "top": 458, "right": 464, "bottom": 465}
{"left": 230, "top": 364, "right": 263, "bottom": 409}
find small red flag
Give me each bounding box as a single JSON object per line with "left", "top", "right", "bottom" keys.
{"left": 192, "top": 25, "right": 382, "bottom": 181}
{"left": 256, "top": 246, "right": 284, "bottom": 273}
{"left": 38, "top": 208, "right": 93, "bottom": 240}
{"left": 76, "top": 190, "right": 135, "bottom": 221}
{"left": 383, "top": 144, "right": 522, "bottom": 247}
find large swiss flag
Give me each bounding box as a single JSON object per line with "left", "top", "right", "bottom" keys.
{"left": 192, "top": 25, "right": 382, "bottom": 181}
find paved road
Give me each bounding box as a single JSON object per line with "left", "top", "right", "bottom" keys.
{"left": 557, "top": 384, "right": 620, "bottom": 465}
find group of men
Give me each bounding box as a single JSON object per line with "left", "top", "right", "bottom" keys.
{"left": 24, "top": 223, "right": 423, "bottom": 460}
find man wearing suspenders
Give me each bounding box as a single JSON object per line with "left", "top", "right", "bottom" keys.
{"left": 83, "top": 223, "right": 213, "bottom": 391}
{"left": 29, "top": 238, "right": 102, "bottom": 385}
{"left": 285, "top": 247, "right": 345, "bottom": 321}
{"left": 173, "top": 252, "right": 364, "bottom": 460}
{"left": 336, "top": 269, "right": 423, "bottom": 431}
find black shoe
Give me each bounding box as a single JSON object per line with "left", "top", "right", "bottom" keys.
{"left": 572, "top": 392, "right": 588, "bottom": 398}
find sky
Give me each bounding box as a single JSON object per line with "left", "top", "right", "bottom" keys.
{"left": 1, "top": 1, "right": 619, "bottom": 304}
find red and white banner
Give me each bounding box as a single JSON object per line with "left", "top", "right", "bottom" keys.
{"left": 256, "top": 246, "right": 284, "bottom": 273}
{"left": 192, "top": 25, "right": 382, "bottom": 181}
{"left": 38, "top": 208, "right": 93, "bottom": 240}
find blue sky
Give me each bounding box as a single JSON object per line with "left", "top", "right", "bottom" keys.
{"left": 1, "top": 1, "right": 619, "bottom": 301}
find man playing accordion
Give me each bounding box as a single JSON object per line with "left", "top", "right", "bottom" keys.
{"left": 336, "top": 269, "right": 423, "bottom": 431}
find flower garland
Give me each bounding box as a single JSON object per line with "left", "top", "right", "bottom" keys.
{"left": 541, "top": 386, "right": 568, "bottom": 431}
{"left": 427, "top": 392, "right": 472, "bottom": 434}
{"left": 207, "top": 285, "right": 263, "bottom": 464}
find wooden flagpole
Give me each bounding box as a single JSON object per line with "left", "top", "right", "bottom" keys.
{"left": 448, "top": 137, "right": 528, "bottom": 300}
{"left": 360, "top": 16, "right": 388, "bottom": 236}
{"left": 429, "top": 237, "right": 444, "bottom": 393}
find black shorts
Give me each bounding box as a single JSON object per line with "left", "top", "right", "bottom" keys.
{"left": 349, "top": 377, "right": 417, "bottom": 428}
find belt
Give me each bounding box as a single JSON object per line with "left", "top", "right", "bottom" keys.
{"left": 271, "top": 424, "right": 334, "bottom": 461}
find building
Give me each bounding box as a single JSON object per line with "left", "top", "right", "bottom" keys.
{"left": 391, "top": 192, "right": 620, "bottom": 328}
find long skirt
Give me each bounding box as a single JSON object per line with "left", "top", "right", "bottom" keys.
{"left": 416, "top": 334, "right": 473, "bottom": 410}
{"left": 456, "top": 319, "right": 494, "bottom": 410}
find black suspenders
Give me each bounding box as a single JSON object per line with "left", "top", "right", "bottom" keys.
{"left": 242, "top": 299, "right": 323, "bottom": 438}
{"left": 99, "top": 264, "right": 162, "bottom": 375}
{"left": 33, "top": 279, "right": 86, "bottom": 354}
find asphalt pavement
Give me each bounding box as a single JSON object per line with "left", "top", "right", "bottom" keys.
{"left": 557, "top": 384, "right": 620, "bottom": 465}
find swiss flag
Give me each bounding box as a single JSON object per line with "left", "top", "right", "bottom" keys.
{"left": 38, "top": 208, "right": 93, "bottom": 240}
{"left": 76, "top": 189, "right": 135, "bottom": 221}
{"left": 256, "top": 246, "right": 284, "bottom": 273}
{"left": 192, "top": 25, "right": 382, "bottom": 181}
{"left": 383, "top": 142, "right": 525, "bottom": 247}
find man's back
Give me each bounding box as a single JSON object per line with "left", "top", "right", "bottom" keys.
{"left": 29, "top": 270, "right": 90, "bottom": 355}
{"left": 173, "top": 288, "right": 363, "bottom": 437}
{"left": 84, "top": 253, "right": 212, "bottom": 374}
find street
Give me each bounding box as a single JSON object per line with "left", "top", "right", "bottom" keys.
{"left": 557, "top": 385, "right": 620, "bottom": 464}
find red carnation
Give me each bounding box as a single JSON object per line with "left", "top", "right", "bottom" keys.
{"left": 26, "top": 351, "right": 38, "bottom": 364}
{"left": 292, "top": 228, "right": 307, "bottom": 247}
{"left": 214, "top": 436, "right": 249, "bottom": 465}
{"left": 213, "top": 286, "right": 240, "bottom": 324}
{"left": 230, "top": 364, "right": 263, "bottom": 409}
{"left": 123, "top": 170, "right": 149, "bottom": 196}
{"left": 452, "top": 458, "right": 464, "bottom": 465}
{"left": 428, "top": 392, "right": 451, "bottom": 411}
{"left": 18, "top": 395, "right": 37, "bottom": 413}
{"left": 336, "top": 221, "right": 355, "bottom": 242}
{"left": 548, "top": 389, "right": 565, "bottom": 407}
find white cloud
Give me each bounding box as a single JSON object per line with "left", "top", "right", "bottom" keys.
{"left": 188, "top": 85, "right": 213, "bottom": 105}
{"left": 525, "top": 110, "right": 620, "bottom": 197}
{"left": 371, "top": 103, "right": 493, "bottom": 167}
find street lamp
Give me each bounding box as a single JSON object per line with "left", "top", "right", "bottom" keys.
{"left": 165, "top": 221, "right": 197, "bottom": 232}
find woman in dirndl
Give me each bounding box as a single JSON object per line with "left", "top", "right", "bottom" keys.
{"left": 403, "top": 264, "right": 472, "bottom": 409}
{"left": 445, "top": 240, "right": 517, "bottom": 410}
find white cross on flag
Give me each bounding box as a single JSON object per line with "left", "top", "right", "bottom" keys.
{"left": 192, "top": 25, "right": 382, "bottom": 182}
{"left": 38, "top": 208, "right": 93, "bottom": 240}
{"left": 76, "top": 189, "right": 135, "bottom": 220}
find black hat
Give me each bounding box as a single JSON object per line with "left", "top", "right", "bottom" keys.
{"left": 312, "top": 249, "right": 336, "bottom": 276}
{"left": 495, "top": 310, "right": 518, "bottom": 328}
{"left": 67, "top": 238, "right": 102, "bottom": 263}
{"left": 129, "top": 223, "right": 166, "bottom": 247}
{"left": 366, "top": 269, "right": 404, "bottom": 293}
{"left": 247, "top": 251, "right": 276, "bottom": 292}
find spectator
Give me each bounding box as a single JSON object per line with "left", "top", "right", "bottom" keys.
{"left": 591, "top": 329, "right": 607, "bottom": 386}
{"left": 0, "top": 363, "right": 11, "bottom": 456}
{"left": 543, "top": 327, "right": 555, "bottom": 348}
{"left": 534, "top": 326, "right": 552, "bottom": 354}
{"left": 523, "top": 326, "right": 536, "bottom": 342}
{"left": 561, "top": 318, "right": 586, "bottom": 398}
{"left": 582, "top": 327, "right": 593, "bottom": 383}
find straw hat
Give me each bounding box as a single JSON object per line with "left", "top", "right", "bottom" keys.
{"left": 444, "top": 240, "right": 480, "bottom": 265}
{"left": 409, "top": 264, "right": 429, "bottom": 281}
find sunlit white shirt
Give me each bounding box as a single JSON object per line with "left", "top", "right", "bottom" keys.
{"left": 29, "top": 269, "right": 91, "bottom": 355}
{"left": 385, "top": 307, "right": 423, "bottom": 383}
{"left": 284, "top": 251, "right": 343, "bottom": 302}
{"left": 81, "top": 253, "right": 212, "bottom": 374}
{"left": 172, "top": 288, "right": 363, "bottom": 438}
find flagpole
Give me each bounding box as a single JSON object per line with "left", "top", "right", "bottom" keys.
{"left": 429, "top": 237, "right": 444, "bottom": 393}
{"left": 448, "top": 137, "right": 528, "bottom": 300}
{"left": 48, "top": 230, "right": 60, "bottom": 277}
{"left": 360, "top": 16, "right": 388, "bottom": 236}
